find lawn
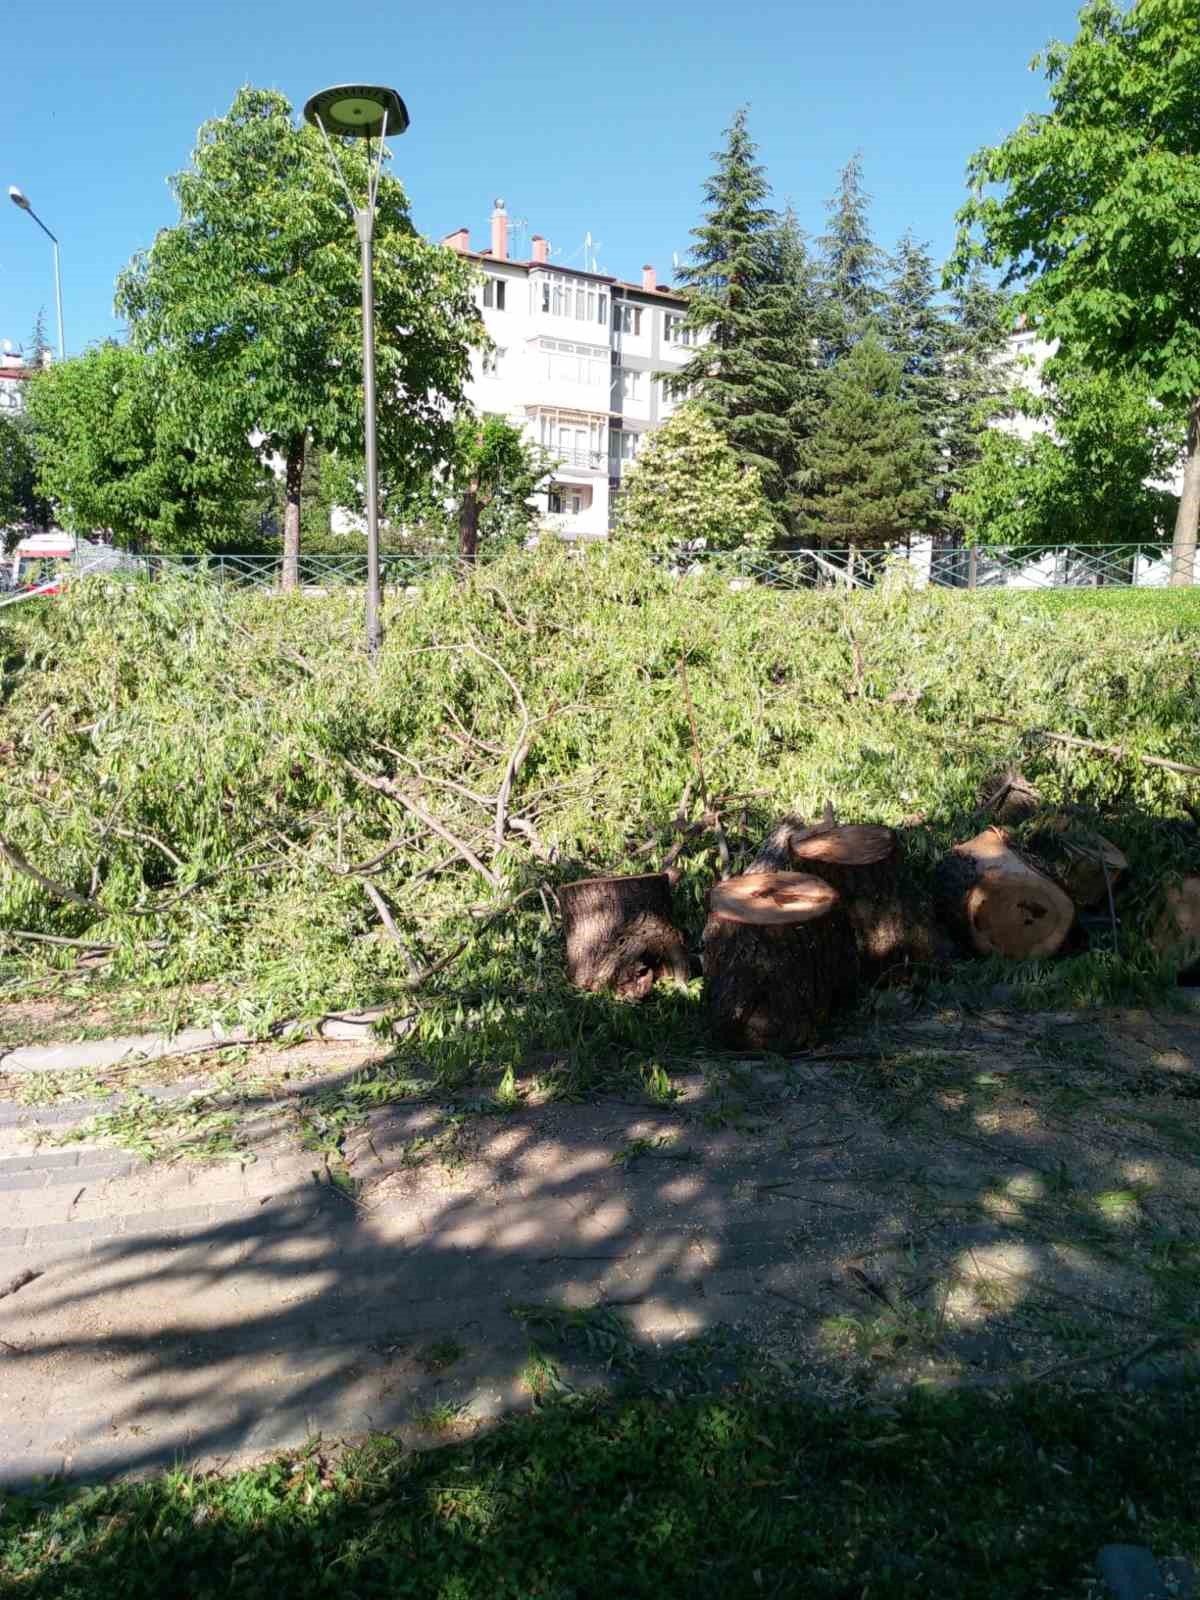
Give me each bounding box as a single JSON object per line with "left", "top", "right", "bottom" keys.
{"left": 2, "top": 1384, "right": 1197, "bottom": 1598}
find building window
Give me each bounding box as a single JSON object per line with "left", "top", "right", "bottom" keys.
{"left": 482, "top": 277, "right": 506, "bottom": 311}
{"left": 609, "top": 430, "right": 639, "bottom": 465}
{"left": 614, "top": 304, "right": 642, "bottom": 336}
{"left": 617, "top": 368, "right": 643, "bottom": 403}
{"left": 533, "top": 272, "right": 608, "bottom": 326}
{"left": 536, "top": 337, "right": 608, "bottom": 388}
{"left": 664, "top": 313, "right": 695, "bottom": 346}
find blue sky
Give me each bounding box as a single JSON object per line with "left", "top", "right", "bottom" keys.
{"left": 1, "top": 0, "right": 1085, "bottom": 356}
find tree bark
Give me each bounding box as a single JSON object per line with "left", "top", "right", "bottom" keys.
{"left": 559, "top": 872, "right": 689, "bottom": 1000}
{"left": 458, "top": 483, "right": 480, "bottom": 563}
{"left": 1170, "top": 397, "right": 1200, "bottom": 587}
{"left": 1026, "top": 817, "right": 1128, "bottom": 910}
{"left": 702, "top": 871, "right": 858, "bottom": 1050}
{"left": 934, "top": 826, "right": 1075, "bottom": 959}
{"left": 755, "top": 817, "right": 948, "bottom": 983}
{"left": 282, "top": 438, "right": 304, "bottom": 592}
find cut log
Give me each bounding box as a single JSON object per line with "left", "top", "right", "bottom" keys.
{"left": 1152, "top": 876, "right": 1200, "bottom": 981}
{"left": 752, "top": 817, "right": 945, "bottom": 983}
{"left": 979, "top": 767, "right": 1041, "bottom": 825}
{"left": 1026, "top": 817, "right": 1128, "bottom": 910}
{"left": 702, "top": 870, "right": 858, "bottom": 1050}
{"left": 559, "top": 872, "right": 689, "bottom": 1000}
{"left": 934, "top": 826, "right": 1076, "bottom": 959}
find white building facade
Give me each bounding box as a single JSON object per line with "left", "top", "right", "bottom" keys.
{"left": 443, "top": 202, "right": 695, "bottom": 539}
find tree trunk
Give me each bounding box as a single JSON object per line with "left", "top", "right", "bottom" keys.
{"left": 702, "top": 871, "right": 858, "bottom": 1050}
{"left": 559, "top": 872, "right": 689, "bottom": 1000}
{"left": 1152, "top": 876, "right": 1200, "bottom": 983}
{"left": 458, "top": 484, "right": 480, "bottom": 563}
{"left": 934, "top": 826, "right": 1075, "bottom": 959}
{"left": 754, "top": 817, "right": 947, "bottom": 983}
{"left": 1170, "top": 397, "right": 1200, "bottom": 587}
{"left": 282, "top": 438, "right": 304, "bottom": 592}
{"left": 1026, "top": 817, "right": 1128, "bottom": 910}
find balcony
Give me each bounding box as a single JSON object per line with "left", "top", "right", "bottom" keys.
{"left": 553, "top": 446, "right": 607, "bottom": 472}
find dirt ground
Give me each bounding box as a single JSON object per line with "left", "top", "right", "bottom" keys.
{"left": 0, "top": 996, "right": 1197, "bottom": 1480}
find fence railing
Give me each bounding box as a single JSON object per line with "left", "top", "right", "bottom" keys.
{"left": 4, "top": 540, "right": 1193, "bottom": 599}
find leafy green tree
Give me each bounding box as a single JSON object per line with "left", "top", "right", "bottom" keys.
{"left": 951, "top": 0, "right": 1200, "bottom": 581}
{"left": 0, "top": 413, "right": 45, "bottom": 528}
{"left": 952, "top": 361, "right": 1183, "bottom": 549}
{"left": 116, "top": 86, "right": 483, "bottom": 588}
{"left": 448, "top": 414, "right": 552, "bottom": 560}
{"left": 794, "top": 333, "right": 935, "bottom": 549}
{"left": 24, "top": 343, "right": 267, "bottom": 549}
{"left": 614, "top": 403, "right": 773, "bottom": 554}
{"left": 673, "top": 109, "right": 798, "bottom": 523}
{"left": 818, "top": 153, "right": 885, "bottom": 359}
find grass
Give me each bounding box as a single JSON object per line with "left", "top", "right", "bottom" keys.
{"left": 2, "top": 1385, "right": 1198, "bottom": 1598}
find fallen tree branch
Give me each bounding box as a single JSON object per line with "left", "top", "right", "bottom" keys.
{"left": 345, "top": 762, "right": 500, "bottom": 889}
{"left": 977, "top": 717, "right": 1200, "bottom": 779}
{"left": 361, "top": 879, "right": 423, "bottom": 979}
{"left": 0, "top": 834, "right": 96, "bottom": 908}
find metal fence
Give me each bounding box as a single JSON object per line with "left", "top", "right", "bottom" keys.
{"left": 101, "top": 542, "right": 1197, "bottom": 592}
{"left": 4, "top": 540, "right": 1195, "bottom": 603}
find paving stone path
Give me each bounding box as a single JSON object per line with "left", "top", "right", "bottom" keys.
{"left": 1, "top": 1004, "right": 1198, "bottom": 1485}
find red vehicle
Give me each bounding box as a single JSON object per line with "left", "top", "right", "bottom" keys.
{"left": 7, "top": 532, "right": 75, "bottom": 597}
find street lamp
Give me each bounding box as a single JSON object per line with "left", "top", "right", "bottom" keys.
{"left": 304, "top": 83, "right": 409, "bottom": 662}
{"left": 8, "top": 186, "right": 65, "bottom": 362}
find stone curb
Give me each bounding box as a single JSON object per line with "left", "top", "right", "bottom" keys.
{"left": 0, "top": 1008, "right": 414, "bottom": 1075}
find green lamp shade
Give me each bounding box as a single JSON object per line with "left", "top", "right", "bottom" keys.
{"left": 304, "top": 84, "right": 409, "bottom": 139}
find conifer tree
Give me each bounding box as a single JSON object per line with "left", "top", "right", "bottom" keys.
{"left": 818, "top": 153, "right": 885, "bottom": 359}
{"left": 941, "top": 267, "right": 1013, "bottom": 539}
{"left": 674, "top": 109, "right": 797, "bottom": 526}
{"left": 795, "top": 333, "right": 934, "bottom": 549}
{"left": 882, "top": 232, "right": 954, "bottom": 538}
{"left": 25, "top": 308, "right": 51, "bottom": 369}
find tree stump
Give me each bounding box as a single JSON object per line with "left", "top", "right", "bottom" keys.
{"left": 1152, "top": 876, "right": 1200, "bottom": 982}
{"left": 752, "top": 817, "right": 945, "bottom": 982}
{"left": 559, "top": 873, "right": 689, "bottom": 1000}
{"left": 702, "top": 871, "right": 858, "bottom": 1050}
{"left": 934, "top": 827, "right": 1076, "bottom": 959}
{"left": 1026, "top": 817, "right": 1129, "bottom": 910}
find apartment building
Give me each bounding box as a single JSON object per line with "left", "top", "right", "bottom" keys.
{"left": 443, "top": 201, "right": 695, "bottom": 538}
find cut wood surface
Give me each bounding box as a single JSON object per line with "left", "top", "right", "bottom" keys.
{"left": 559, "top": 872, "right": 689, "bottom": 1000}
{"left": 934, "top": 826, "right": 1076, "bottom": 960}
{"left": 1027, "top": 816, "right": 1129, "bottom": 910}
{"left": 703, "top": 870, "right": 858, "bottom": 1050}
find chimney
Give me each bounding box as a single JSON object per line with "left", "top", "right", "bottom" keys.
{"left": 490, "top": 198, "right": 508, "bottom": 261}
{"left": 642, "top": 264, "right": 657, "bottom": 292}
{"left": 531, "top": 234, "right": 548, "bottom": 265}
{"left": 442, "top": 227, "right": 470, "bottom": 253}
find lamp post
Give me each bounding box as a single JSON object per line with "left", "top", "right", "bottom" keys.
{"left": 303, "top": 84, "right": 409, "bottom": 662}
{"left": 8, "top": 187, "right": 65, "bottom": 362}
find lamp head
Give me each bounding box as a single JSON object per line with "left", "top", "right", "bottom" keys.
{"left": 303, "top": 85, "right": 409, "bottom": 140}
{"left": 8, "top": 186, "right": 31, "bottom": 212}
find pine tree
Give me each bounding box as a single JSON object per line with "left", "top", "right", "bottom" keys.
{"left": 882, "top": 232, "right": 953, "bottom": 538}
{"left": 818, "top": 154, "right": 885, "bottom": 360}
{"left": 25, "top": 308, "right": 51, "bottom": 369}
{"left": 795, "top": 333, "right": 935, "bottom": 550}
{"left": 674, "top": 109, "right": 796, "bottom": 524}
{"left": 941, "top": 266, "right": 1013, "bottom": 540}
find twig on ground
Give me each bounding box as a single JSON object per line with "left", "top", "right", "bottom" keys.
{"left": 976, "top": 717, "right": 1200, "bottom": 779}
{"left": 361, "top": 880, "right": 423, "bottom": 979}
{"left": 0, "top": 1267, "right": 42, "bottom": 1300}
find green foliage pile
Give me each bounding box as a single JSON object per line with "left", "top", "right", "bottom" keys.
{"left": 2, "top": 551, "right": 1199, "bottom": 1070}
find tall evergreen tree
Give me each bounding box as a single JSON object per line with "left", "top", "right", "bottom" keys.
{"left": 795, "top": 333, "right": 935, "bottom": 550}
{"left": 25, "top": 308, "right": 51, "bottom": 370}
{"left": 882, "top": 233, "right": 953, "bottom": 538}
{"left": 941, "top": 266, "right": 1013, "bottom": 541}
{"left": 674, "top": 109, "right": 797, "bottom": 525}
{"left": 818, "top": 153, "right": 885, "bottom": 359}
